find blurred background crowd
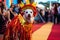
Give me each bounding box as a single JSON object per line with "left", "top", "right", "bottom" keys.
{"left": 0, "top": 1, "right": 21, "bottom": 34}
{"left": 35, "top": 3, "right": 60, "bottom": 24}
{"left": 0, "top": 0, "right": 60, "bottom": 34}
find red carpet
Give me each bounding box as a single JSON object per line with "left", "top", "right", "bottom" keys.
{"left": 32, "top": 23, "right": 44, "bottom": 33}
{"left": 0, "top": 23, "right": 60, "bottom": 40}
{"left": 48, "top": 24, "right": 60, "bottom": 40}
{"left": 0, "top": 35, "right": 3, "bottom": 40}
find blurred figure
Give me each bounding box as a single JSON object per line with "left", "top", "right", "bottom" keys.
{"left": 0, "top": 1, "right": 11, "bottom": 34}
{"left": 38, "top": 9, "right": 45, "bottom": 23}
{"left": 0, "top": 7, "right": 6, "bottom": 34}
{"left": 54, "top": 3, "right": 58, "bottom": 24}
{"left": 34, "top": 8, "right": 45, "bottom": 23}
{"left": 48, "top": 9, "right": 52, "bottom": 22}
{"left": 57, "top": 4, "right": 60, "bottom": 24}
{"left": 10, "top": 3, "right": 15, "bottom": 20}
{"left": 0, "top": 2, "right": 6, "bottom": 34}
{"left": 51, "top": 3, "right": 58, "bottom": 24}
{"left": 44, "top": 7, "right": 48, "bottom": 22}
{"left": 51, "top": 4, "right": 55, "bottom": 23}
{"left": 14, "top": 4, "right": 20, "bottom": 14}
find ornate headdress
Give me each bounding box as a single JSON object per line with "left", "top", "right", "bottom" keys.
{"left": 19, "top": 1, "right": 37, "bottom": 16}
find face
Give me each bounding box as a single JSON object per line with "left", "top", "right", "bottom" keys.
{"left": 24, "top": 9, "right": 33, "bottom": 19}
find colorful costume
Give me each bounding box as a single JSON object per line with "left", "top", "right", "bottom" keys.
{"left": 3, "top": 2, "right": 37, "bottom": 40}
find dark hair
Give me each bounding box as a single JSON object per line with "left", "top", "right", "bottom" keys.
{"left": 40, "top": 9, "right": 43, "bottom": 12}
{"left": 10, "top": 3, "right": 14, "bottom": 8}
{"left": 39, "top": 9, "right": 43, "bottom": 16}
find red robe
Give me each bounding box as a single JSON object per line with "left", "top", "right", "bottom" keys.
{"left": 3, "top": 14, "right": 32, "bottom": 40}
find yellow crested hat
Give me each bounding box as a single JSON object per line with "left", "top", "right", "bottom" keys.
{"left": 19, "top": 1, "right": 37, "bottom": 16}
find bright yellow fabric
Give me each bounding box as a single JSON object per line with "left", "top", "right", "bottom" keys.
{"left": 18, "top": 14, "right": 25, "bottom": 25}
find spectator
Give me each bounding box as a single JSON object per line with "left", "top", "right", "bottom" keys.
{"left": 54, "top": 3, "right": 58, "bottom": 24}
{"left": 44, "top": 7, "right": 48, "bottom": 22}
{"left": 0, "top": 7, "right": 6, "bottom": 34}
{"left": 51, "top": 3, "right": 58, "bottom": 24}
{"left": 57, "top": 4, "right": 60, "bottom": 24}
{"left": 48, "top": 9, "right": 52, "bottom": 22}
{"left": 9, "top": 3, "right": 15, "bottom": 20}
{"left": 39, "top": 9, "right": 45, "bottom": 23}
{"left": 14, "top": 4, "right": 20, "bottom": 14}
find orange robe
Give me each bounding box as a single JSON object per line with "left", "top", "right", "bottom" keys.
{"left": 3, "top": 14, "right": 32, "bottom": 40}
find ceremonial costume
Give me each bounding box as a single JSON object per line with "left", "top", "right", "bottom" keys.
{"left": 3, "top": 1, "right": 37, "bottom": 40}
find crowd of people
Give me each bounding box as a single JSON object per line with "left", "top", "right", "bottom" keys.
{"left": 0, "top": 1, "right": 60, "bottom": 34}
{"left": 35, "top": 3, "right": 60, "bottom": 24}
{"left": 0, "top": 1, "right": 21, "bottom": 34}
